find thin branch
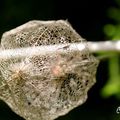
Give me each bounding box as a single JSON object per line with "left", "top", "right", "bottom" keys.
{"left": 88, "top": 41, "right": 120, "bottom": 52}
{"left": 0, "top": 41, "right": 119, "bottom": 60}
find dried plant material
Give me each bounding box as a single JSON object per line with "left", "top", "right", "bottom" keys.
{"left": 0, "top": 20, "right": 99, "bottom": 120}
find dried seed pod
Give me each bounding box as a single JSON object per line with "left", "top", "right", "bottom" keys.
{"left": 0, "top": 20, "right": 99, "bottom": 120}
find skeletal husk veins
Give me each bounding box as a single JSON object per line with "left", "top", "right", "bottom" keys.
{"left": 0, "top": 20, "right": 99, "bottom": 120}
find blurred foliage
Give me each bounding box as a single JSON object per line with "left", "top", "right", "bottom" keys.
{"left": 102, "top": 0, "right": 120, "bottom": 99}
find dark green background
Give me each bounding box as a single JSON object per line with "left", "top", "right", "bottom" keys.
{"left": 0, "top": 0, "right": 120, "bottom": 120}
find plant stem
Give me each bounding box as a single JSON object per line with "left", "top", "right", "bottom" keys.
{"left": 0, "top": 41, "right": 119, "bottom": 60}
{"left": 87, "top": 41, "right": 120, "bottom": 52}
